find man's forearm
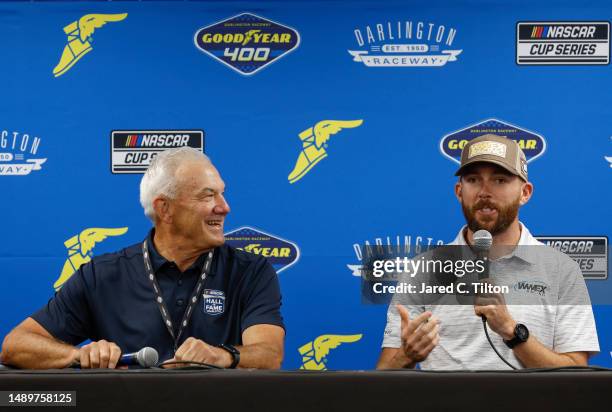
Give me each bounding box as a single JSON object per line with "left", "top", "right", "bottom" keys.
{"left": 235, "top": 342, "right": 283, "bottom": 369}
{"left": 1, "top": 331, "right": 77, "bottom": 369}
{"left": 512, "top": 336, "right": 586, "bottom": 368}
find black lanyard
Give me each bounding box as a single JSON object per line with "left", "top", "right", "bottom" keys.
{"left": 142, "top": 239, "right": 214, "bottom": 353}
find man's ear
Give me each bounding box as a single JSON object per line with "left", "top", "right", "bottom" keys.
{"left": 519, "top": 181, "right": 534, "bottom": 206}
{"left": 152, "top": 196, "right": 172, "bottom": 224}
{"left": 454, "top": 180, "right": 463, "bottom": 203}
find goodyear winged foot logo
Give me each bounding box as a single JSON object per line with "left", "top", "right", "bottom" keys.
{"left": 224, "top": 226, "right": 299, "bottom": 273}
{"left": 194, "top": 13, "right": 300, "bottom": 75}
{"left": 349, "top": 20, "right": 461, "bottom": 67}
{"left": 440, "top": 119, "right": 546, "bottom": 165}
{"left": 53, "top": 13, "right": 127, "bottom": 77}
{"left": 288, "top": 120, "right": 363, "bottom": 184}
{"left": 53, "top": 227, "right": 128, "bottom": 290}
{"left": 299, "top": 334, "right": 363, "bottom": 370}
{"left": 0, "top": 129, "right": 46, "bottom": 176}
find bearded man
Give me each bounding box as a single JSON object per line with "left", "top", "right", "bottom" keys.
{"left": 376, "top": 134, "right": 599, "bottom": 370}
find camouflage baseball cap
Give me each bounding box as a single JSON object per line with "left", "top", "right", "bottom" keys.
{"left": 455, "top": 134, "right": 528, "bottom": 181}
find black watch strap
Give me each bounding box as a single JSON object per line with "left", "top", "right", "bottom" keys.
{"left": 504, "top": 323, "right": 529, "bottom": 349}
{"left": 218, "top": 344, "right": 240, "bottom": 369}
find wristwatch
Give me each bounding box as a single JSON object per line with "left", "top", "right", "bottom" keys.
{"left": 218, "top": 344, "right": 240, "bottom": 369}
{"left": 504, "top": 323, "right": 529, "bottom": 349}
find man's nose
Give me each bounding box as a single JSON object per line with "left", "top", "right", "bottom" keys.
{"left": 477, "top": 179, "right": 493, "bottom": 198}
{"left": 214, "top": 195, "right": 231, "bottom": 215}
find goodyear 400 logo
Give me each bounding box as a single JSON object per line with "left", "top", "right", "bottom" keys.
{"left": 194, "top": 13, "right": 300, "bottom": 75}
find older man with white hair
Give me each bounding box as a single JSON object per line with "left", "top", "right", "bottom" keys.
{"left": 1, "top": 147, "right": 285, "bottom": 369}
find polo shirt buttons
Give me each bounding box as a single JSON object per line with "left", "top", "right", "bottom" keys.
{"left": 178, "top": 279, "right": 183, "bottom": 286}
{"left": 176, "top": 299, "right": 184, "bottom": 306}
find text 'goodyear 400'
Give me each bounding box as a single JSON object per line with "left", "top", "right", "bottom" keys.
{"left": 194, "top": 13, "right": 300, "bottom": 75}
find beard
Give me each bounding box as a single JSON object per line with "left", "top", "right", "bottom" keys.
{"left": 461, "top": 195, "right": 521, "bottom": 236}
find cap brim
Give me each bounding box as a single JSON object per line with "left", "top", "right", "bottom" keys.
{"left": 454, "top": 158, "right": 521, "bottom": 178}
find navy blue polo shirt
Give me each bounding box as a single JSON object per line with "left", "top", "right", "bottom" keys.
{"left": 32, "top": 230, "right": 284, "bottom": 363}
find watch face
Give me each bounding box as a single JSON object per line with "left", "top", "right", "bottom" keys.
{"left": 516, "top": 324, "right": 529, "bottom": 341}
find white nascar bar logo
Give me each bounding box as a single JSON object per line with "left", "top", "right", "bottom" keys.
{"left": 111, "top": 130, "right": 204, "bottom": 174}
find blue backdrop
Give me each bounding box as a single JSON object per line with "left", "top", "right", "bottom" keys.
{"left": 0, "top": 0, "right": 610, "bottom": 369}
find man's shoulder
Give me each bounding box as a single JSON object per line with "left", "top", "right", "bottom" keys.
{"left": 89, "top": 240, "right": 144, "bottom": 268}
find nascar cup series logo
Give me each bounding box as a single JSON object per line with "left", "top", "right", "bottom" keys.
{"left": 0, "top": 129, "right": 46, "bottom": 176}
{"left": 536, "top": 236, "right": 608, "bottom": 280}
{"left": 440, "top": 119, "right": 546, "bottom": 165}
{"left": 516, "top": 21, "right": 610, "bottom": 65}
{"left": 111, "top": 130, "right": 204, "bottom": 174}
{"left": 224, "top": 226, "right": 299, "bottom": 273}
{"left": 349, "top": 20, "right": 461, "bottom": 67}
{"left": 194, "top": 13, "right": 300, "bottom": 75}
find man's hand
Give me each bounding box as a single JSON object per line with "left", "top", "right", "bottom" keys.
{"left": 474, "top": 281, "right": 516, "bottom": 340}
{"left": 396, "top": 305, "right": 440, "bottom": 365}
{"left": 164, "top": 337, "right": 232, "bottom": 368}
{"left": 77, "top": 340, "right": 122, "bottom": 369}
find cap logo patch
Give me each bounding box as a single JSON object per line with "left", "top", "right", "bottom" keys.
{"left": 468, "top": 141, "right": 506, "bottom": 159}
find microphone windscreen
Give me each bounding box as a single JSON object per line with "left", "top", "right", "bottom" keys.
{"left": 473, "top": 230, "right": 492, "bottom": 251}
{"left": 137, "top": 347, "right": 159, "bottom": 368}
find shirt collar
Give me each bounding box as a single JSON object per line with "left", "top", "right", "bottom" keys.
{"left": 451, "top": 222, "right": 539, "bottom": 264}
{"left": 145, "top": 229, "right": 215, "bottom": 275}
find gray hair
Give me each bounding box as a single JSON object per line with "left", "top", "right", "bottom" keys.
{"left": 139, "top": 147, "right": 211, "bottom": 221}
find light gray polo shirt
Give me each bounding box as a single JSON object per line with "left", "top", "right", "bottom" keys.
{"left": 382, "top": 223, "right": 600, "bottom": 370}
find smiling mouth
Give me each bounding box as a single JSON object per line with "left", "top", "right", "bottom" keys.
{"left": 206, "top": 220, "right": 223, "bottom": 228}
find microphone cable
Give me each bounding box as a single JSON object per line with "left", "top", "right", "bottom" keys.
{"left": 481, "top": 317, "right": 518, "bottom": 370}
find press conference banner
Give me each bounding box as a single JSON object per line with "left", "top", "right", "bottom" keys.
{"left": 0, "top": 0, "right": 610, "bottom": 369}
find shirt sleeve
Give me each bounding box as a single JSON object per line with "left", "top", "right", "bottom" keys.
{"left": 553, "top": 256, "right": 600, "bottom": 355}
{"left": 240, "top": 257, "right": 285, "bottom": 333}
{"left": 31, "top": 262, "right": 94, "bottom": 345}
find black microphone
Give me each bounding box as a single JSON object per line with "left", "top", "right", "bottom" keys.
{"left": 473, "top": 229, "right": 492, "bottom": 281}
{"left": 119, "top": 347, "right": 159, "bottom": 368}
{"left": 70, "top": 346, "right": 159, "bottom": 368}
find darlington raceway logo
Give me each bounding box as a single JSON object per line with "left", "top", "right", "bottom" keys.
{"left": 347, "top": 234, "right": 445, "bottom": 277}
{"left": 348, "top": 19, "right": 461, "bottom": 67}
{"left": 54, "top": 227, "right": 128, "bottom": 290}
{"left": 224, "top": 226, "right": 300, "bottom": 273}
{"left": 0, "top": 129, "right": 46, "bottom": 176}
{"left": 288, "top": 120, "right": 363, "bottom": 184}
{"left": 516, "top": 21, "right": 610, "bottom": 65}
{"left": 536, "top": 236, "right": 608, "bottom": 280}
{"left": 298, "top": 334, "right": 362, "bottom": 370}
{"left": 111, "top": 130, "right": 204, "bottom": 174}
{"left": 440, "top": 119, "right": 546, "bottom": 165}
{"left": 53, "top": 13, "right": 128, "bottom": 77}
{"left": 194, "top": 13, "right": 300, "bottom": 75}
